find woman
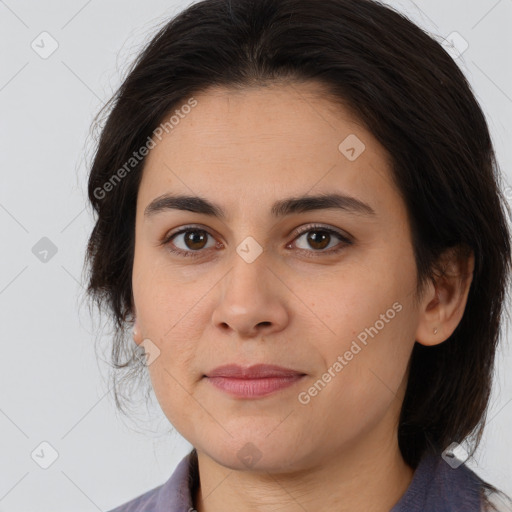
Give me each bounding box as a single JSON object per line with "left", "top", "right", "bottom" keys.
{"left": 83, "top": 0, "right": 512, "bottom": 510}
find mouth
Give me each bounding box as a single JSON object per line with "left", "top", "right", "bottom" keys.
{"left": 203, "top": 364, "right": 307, "bottom": 399}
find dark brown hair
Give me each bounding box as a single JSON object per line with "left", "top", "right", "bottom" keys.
{"left": 82, "top": 0, "right": 512, "bottom": 506}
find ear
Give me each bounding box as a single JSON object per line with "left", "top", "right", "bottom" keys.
{"left": 415, "top": 245, "right": 475, "bottom": 346}
{"left": 132, "top": 317, "right": 142, "bottom": 345}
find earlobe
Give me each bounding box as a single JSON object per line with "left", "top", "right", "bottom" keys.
{"left": 414, "top": 246, "right": 474, "bottom": 347}
{"left": 415, "top": 283, "right": 446, "bottom": 346}
{"left": 132, "top": 319, "right": 142, "bottom": 344}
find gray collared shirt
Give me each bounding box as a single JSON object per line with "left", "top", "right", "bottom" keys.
{"left": 106, "top": 449, "right": 490, "bottom": 512}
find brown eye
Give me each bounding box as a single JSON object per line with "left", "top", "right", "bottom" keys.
{"left": 161, "top": 224, "right": 352, "bottom": 259}
{"left": 304, "top": 230, "right": 331, "bottom": 250}
{"left": 291, "top": 225, "right": 353, "bottom": 256}
{"left": 162, "top": 227, "right": 218, "bottom": 258}
{"left": 182, "top": 230, "right": 209, "bottom": 250}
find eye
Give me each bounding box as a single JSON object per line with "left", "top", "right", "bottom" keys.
{"left": 160, "top": 223, "right": 353, "bottom": 259}
{"left": 288, "top": 224, "right": 353, "bottom": 257}
{"left": 161, "top": 225, "right": 219, "bottom": 258}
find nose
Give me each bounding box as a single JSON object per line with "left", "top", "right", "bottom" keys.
{"left": 211, "top": 250, "right": 289, "bottom": 339}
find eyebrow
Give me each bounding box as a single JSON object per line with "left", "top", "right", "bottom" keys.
{"left": 144, "top": 192, "right": 377, "bottom": 220}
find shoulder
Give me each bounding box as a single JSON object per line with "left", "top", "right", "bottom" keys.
{"left": 106, "top": 483, "right": 163, "bottom": 512}
{"left": 105, "top": 449, "right": 198, "bottom": 512}
{"left": 392, "top": 451, "right": 508, "bottom": 512}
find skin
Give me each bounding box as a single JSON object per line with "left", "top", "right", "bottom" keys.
{"left": 131, "top": 82, "right": 474, "bottom": 512}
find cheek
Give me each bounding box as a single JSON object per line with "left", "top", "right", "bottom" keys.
{"left": 132, "top": 263, "right": 203, "bottom": 401}
{"left": 145, "top": 341, "right": 199, "bottom": 432}
{"left": 296, "top": 255, "right": 415, "bottom": 402}
{"left": 132, "top": 253, "right": 197, "bottom": 339}
{"left": 298, "top": 310, "right": 413, "bottom": 449}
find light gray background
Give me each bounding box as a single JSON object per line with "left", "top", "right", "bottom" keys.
{"left": 0, "top": 0, "right": 511, "bottom": 510}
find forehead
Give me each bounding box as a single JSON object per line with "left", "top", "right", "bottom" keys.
{"left": 137, "top": 83, "right": 399, "bottom": 220}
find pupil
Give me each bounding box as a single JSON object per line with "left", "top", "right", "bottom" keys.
{"left": 187, "top": 231, "right": 206, "bottom": 249}
{"left": 309, "top": 231, "right": 329, "bottom": 249}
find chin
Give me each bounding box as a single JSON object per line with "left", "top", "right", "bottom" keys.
{"left": 196, "top": 433, "right": 313, "bottom": 473}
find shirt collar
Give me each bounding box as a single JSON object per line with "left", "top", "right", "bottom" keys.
{"left": 156, "top": 448, "right": 198, "bottom": 512}
{"left": 155, "top": 448, "right": 483, "bottom": 511}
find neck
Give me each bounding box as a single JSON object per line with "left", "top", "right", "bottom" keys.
{"left": 193, "top": 429, "right": 414, "bottom": 512}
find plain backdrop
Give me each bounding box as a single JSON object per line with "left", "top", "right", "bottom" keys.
{"left": 0, "top": 0, "right": 511, "bottom": 510}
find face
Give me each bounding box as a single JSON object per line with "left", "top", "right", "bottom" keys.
{"left": 131, "top": 82, "right": 424, "bottom": 472}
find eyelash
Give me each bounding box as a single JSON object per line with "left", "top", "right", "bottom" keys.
{"left": 160, "top": 223, "right": 353, "bottom": 260}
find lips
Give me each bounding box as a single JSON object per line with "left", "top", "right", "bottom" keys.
{"left": 204, "top": 364, "right": 306, "bottom": 399}
{"left": 205, "top": 363, "right": 305, "bottom": 379}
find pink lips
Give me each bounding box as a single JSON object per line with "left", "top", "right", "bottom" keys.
{"left": 204, "top": 364, "right": 306, "bottom": 398}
